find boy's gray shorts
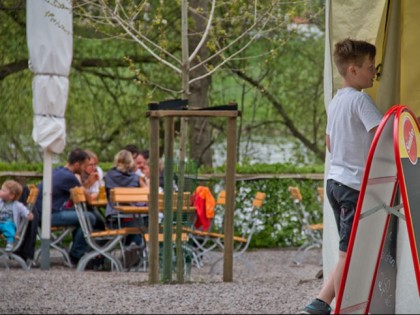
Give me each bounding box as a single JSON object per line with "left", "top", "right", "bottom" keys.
{"left": 326, "top": 179, "right": 360, "bottom": 252}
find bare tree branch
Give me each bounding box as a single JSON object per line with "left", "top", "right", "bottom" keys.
{"left": 189, "top": 20, "right": 269, "bottom": 85}
{"left": 189, "top": 5, "right": 273, "bottom": 72}
{"left": 188, "top": 0, "right": 215, "bottom": 63}
{"left": 96, "top": 0, "right": 183, "bottom": 71}
{"left": 0, "top": 55, "right": 153, "bottom": 81}
{"left": 230, "top": 67, "right": 325, "bottom": 161}
{"left": 0, "top": 60, "right": 28, "bottom": 80}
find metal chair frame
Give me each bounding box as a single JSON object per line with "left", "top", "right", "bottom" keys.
{"left": 208, "top": 191, "right": 266, "bottom": 274}
{"left": 288, "top": 186, "right": 323, "bottom": 265}
{"left": 184, "top": 190, "right": 266, "bottom": 273}
{"left": 71, "top": 187, "right": 143, "bottom": 272}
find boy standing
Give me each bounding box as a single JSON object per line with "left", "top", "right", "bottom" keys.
{"left": 300, "top": 38, "right": 383, "bottom": 314}
{"left": 0, "top": 180, "right": 34, "bottom": 251}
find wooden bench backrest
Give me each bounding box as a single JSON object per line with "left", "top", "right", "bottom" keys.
{"left": 216, "top": 190, "right": 226, "bottom": 205}
{"left": 26, "top": 185, "right": 39, "bottom": 206}
{"left": 158, "top": 192, "right": 192, "bottom": 211}
{"left": 216, "top": 190, "right": 265, "bottom": 208}
{"left": 288, "top": 186, "right": 302, "bottom": 202}
{"left": 110, "top": 187, "right": 149, "bottom": 204}
{"left": 317, "top": 186, "right": 324, "bottom": 203}
{"left": 253, "top": 192, "right": 266, "bottom": 208}
{"left": 71, "top": 186, "right": 86, "bottom": 203}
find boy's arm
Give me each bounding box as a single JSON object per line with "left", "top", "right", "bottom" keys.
{"left": 326, "top": 134, "right": 331, "bottom": 153}
{"left": 16, "top": 201, "right": 34, "bottom": 221}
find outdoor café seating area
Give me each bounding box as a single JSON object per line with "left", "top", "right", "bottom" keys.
{"left": 1, "top": 183, "right": 264, "bottom": 284}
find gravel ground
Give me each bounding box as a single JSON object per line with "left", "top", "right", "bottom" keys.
{"left": 0, "top": 248, "right": 323, "bottom": 314}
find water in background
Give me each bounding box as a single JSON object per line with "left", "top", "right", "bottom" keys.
{"left": 211, "top": 137, "right": 313, "bottom": 167}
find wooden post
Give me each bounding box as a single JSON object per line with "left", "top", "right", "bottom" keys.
{"left": 148, "top": 117, "right": 160, "bottom": 284}
{"left": 162, "top": 117, "right": 175, "bottom": 283}
{"left": 224, "top": 116, "right": 237, "bottom": 282}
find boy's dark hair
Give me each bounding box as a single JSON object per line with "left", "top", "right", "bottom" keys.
{"left": 124, "top": 144, "right": 139, "bottom": 158}
{"left": 68, "top": 148, "right": 89, "bottom": 165}
{"left": 333, "top": 38, "right": 376, "bottom": 77}
{"left": 139, "top": 149, "right": 149, "bottom": 160}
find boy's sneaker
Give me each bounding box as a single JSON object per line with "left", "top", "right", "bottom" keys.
{"left": 5, "top": 242, "right": 14, "bottom": 252}
{"left": 69, "top": 254, "right": 80, "bottom": 267}
{"left": 300, "top": 298, "right": 332, "bottom": 314}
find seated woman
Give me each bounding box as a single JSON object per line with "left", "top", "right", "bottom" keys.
{"left": 80, "top": 149, "right": 104, "bottom": 201}
{"left": 104, "top": 149, "right": 147, "bottom": 247}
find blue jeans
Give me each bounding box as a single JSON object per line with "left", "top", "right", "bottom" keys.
{"left": 51, "top": 209, "right": 97, "bottom": 259}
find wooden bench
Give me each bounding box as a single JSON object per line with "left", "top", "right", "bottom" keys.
{"left": 110, "top": 187, "right": 197, "bottom": 271}
{"left": 70, "top": 187, "right": 143, "bottom": 271}
{"left": 182, "top": 227, "right": 246, "bottom": 243}
{"left": 110, "top": 187, "right": 149, "bottom": 215}
{"left": 144, "top": 233, "right": 189, "bottom": 243}
{"left": 184, "top": 190, "right": 266, "bottom": 272}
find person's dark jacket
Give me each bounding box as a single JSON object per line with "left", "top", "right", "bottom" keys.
{"left": 104, "top": 167, "right": 140, "bottom": 217}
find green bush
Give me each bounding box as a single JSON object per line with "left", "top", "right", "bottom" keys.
{"left": 210, "top": 177, "right": 324, "bottom": 249}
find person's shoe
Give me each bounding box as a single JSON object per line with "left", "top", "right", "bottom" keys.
{"left": 124, "top": 243, "right": 141, "bottom": 270}
{"left": 102, "top": 258, "right": 112, "bottom": 271}
{"left": 315, "top": 269, "right": 323, "bottom": 279}
{"left": 5, "top": 242, "right": 14, "bottom": 252}
{"left": 300, "top": 298, "right": 332, "bottom": 314}
{"left": 69, "top": 254, "right": 80, "bottom": 267}
{"left": 92, "top": 255, "right": 105, "bottom": 271}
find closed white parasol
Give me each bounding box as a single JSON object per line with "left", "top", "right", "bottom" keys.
{"left": 26, "top": 0, "right": 73, "bottom": 269}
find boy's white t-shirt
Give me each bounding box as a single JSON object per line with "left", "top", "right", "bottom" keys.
{"left": 326, "top": 87, "right": 383, "bottom": 191}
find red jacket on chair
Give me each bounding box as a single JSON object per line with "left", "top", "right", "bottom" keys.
{"left": 193, "top": 186, "right": 215, "bottom": 231}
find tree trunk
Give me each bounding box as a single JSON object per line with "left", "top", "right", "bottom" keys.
{"left": 188, "top": 0, "right": 213, "bottom": 168}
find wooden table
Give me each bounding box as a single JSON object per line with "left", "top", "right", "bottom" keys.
{"left": 88, "top": 199, "right": 108, "bottom": 208}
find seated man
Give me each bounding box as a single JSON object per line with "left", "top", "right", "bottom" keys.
{"left": 36, "top": 148, "right": 101, "bottom": 265}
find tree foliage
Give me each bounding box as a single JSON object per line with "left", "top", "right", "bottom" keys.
{"left": 0, "top": 0, "right": 326, "bottom": 167}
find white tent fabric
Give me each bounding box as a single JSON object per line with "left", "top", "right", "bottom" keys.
{"left": 26, "top": 0, "right": 72, "bottom": 268}
{"left": 324, "top": 0, "right": 420, "bottom": 312}
{"left": 27, "top": 1, "right": 71, "bottom": 152}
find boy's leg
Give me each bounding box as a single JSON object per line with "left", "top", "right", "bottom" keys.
{"left": 318, "top": 263, "right": 337, "bottom": 305}
{"left": 1, "top": 221, "right": 17, "bottom": 251}
{"left": 334, "top": 251, "right": 347, "bottom": 297}
{"left": 2, "top": 221, "right": 17, "bottom": 244}
{"left": 300, "top": 180, "right": 358, "bottom": 314}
